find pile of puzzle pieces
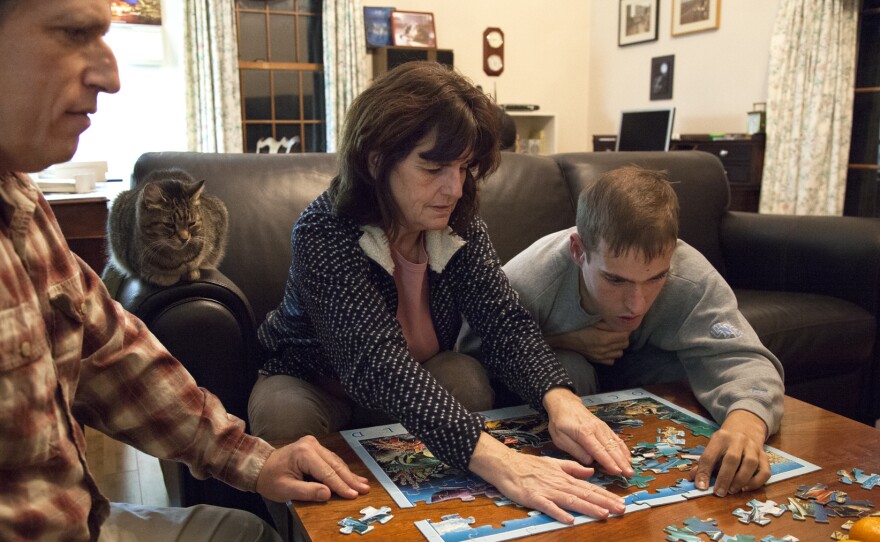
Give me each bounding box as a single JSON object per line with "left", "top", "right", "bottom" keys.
{"left": 664, "top": 467, "right": 880, "bottom": 542}
{"left": 664, "top": 516, "right": 799, "bottom": 542}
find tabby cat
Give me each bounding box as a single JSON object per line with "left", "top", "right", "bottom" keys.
{"left": 107, "top": 168, "right": 229, "bottom": 287}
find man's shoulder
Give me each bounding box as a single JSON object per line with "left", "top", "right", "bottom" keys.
{"left": 503, "top": 228, "right": 573, "bottom": 279}
{"left": 668, "top": 241, "right": 719, "bottom": 284}
{"left": 502, "top": 228, "right": 577, "bottom": 309}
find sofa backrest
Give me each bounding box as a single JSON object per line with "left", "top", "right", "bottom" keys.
{"left": 478, "top": 152, "right": 576, "bottom": 263}
{"left": 554, "top": 151, "right": 730, "bottom": 273}
{"left": 133, "top": 152, "right": 338, "bottom": 325}
{"left": 132, "top": 149, "right": 731, "bottom": 325}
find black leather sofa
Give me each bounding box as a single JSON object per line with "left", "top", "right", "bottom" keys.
{"left": 110, "top": 150, "right": 880, "bottom": 519}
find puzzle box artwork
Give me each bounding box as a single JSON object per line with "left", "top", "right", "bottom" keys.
{"left": 340, "top": 388, "right": 820, "bottom": 542}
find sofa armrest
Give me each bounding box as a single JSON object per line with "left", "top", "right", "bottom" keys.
{"left": 107, "top": 268, "right": 272, "bottom": 519}
{"left": 110, "top": 268, "right": 259, "bottom": 422}
{"left": 720, "top": 211, "right": 880, "bottom": 316}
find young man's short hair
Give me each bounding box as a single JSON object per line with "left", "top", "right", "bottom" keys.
{"left": 576, "top": 165, "right": 679, "bottom": 261}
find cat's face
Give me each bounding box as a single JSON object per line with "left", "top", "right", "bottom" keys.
{"left": 138, "top": 179, "right": 205, "bottom": 251}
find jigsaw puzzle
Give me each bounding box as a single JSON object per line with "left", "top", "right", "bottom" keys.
{"left": 341, "top": 388, "right": 820, "bottom": 542}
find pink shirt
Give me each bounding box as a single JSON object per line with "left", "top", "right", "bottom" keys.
{"left": 391, "top": 240, "right": 440, "bottom": 363}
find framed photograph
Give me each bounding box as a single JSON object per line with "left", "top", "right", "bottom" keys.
{"left": 650, "top": 55, "right": 675, "bottom": 100}
{"left": 671, "top": 0, "right": 721, "bottom": 36}
{"left": 391, "top": 10, "right": 437, "bottom": 48}
{"left": 618, "top": 0, "right": 659, "bottom": 47}
{"left": 364, "top": 6, "right": 395, "bottom": 48}
{"left": 110, "top": 0, "right": 161, "bottom": 26}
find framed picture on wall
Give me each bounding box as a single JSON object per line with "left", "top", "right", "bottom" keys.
{"left": 671, "top": 0, "right": 721, "bottom": 36}
{"left": 110, "top": 0, "right": 161, "bottom": 26}
{"left": 618, "top": 0, "right": 659, "bottom": 47}
{"left": 391, "top": 10, "right": 437, "bottom": 48}
{"left": 364, "top": 6, "right": 395, "bottom": 48}
{"left": 650, "top": 55, "right": 675, "bottom": 100}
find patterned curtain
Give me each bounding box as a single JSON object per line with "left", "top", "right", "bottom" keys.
{"left": 184, "top": 0, "right": 243, "bottom": 153}
{"left": 323, "top": 0, "right": 368, "bottom": 152}
{"left": 759, "top": 0, "right": 858, "bottom": 215}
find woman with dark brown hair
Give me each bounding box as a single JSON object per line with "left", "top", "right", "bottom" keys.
{"left": 249, "top": 62, "right": 629, "bottom": 531}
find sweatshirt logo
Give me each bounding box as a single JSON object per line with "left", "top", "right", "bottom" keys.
{"left": 710, "top": 322, "right": 742, "bottom": 339}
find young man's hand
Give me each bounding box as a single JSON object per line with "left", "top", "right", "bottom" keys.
{"left": 689, "top": 410, "right": 770, "bottom": 497}
{"left": 256, "top": 435, "right": 371, "bottom": 503}
{"left": 542, "top": 388, "right": 635, "bottom": 477}
{"left": 545, "top": 323, "right": 629, "bottom": 365}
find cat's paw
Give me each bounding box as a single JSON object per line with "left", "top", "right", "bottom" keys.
{"left": 186, "top": 269, "right": 201, "bottom": 281}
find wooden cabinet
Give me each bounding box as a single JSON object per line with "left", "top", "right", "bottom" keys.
{"left": 591, "top": 134, "right": 765, "bottom": 212}
{"left": 672, "top": 135, "right": 765, "bottom": 212}
{"left": 371, "top": 46, "right": 453, "bottom": 76}
{"left": 46, "top": 194, "right": 109, "bottom": 273}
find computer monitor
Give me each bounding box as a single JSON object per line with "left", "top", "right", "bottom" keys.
{"left": 615, "top": 107, "right": 676, "bottom": 151}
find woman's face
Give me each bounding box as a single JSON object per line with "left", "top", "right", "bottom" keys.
{"left": 388, "top": 134, "right": 469, "bottom": 241}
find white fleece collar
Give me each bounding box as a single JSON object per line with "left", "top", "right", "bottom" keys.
{"left": 358, "top": 225, "right": 466, "bottom": 275}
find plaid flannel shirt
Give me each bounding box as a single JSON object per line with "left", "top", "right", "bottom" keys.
{"left": 0, "top": 172, "right": 273, "bottom": 542}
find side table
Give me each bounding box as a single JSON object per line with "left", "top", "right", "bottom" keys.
{"left": 46, "top": 192, "right": 109, "bottom": 273}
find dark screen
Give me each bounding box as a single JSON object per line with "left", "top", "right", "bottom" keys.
{"left": 616, "top": 109, "right": 675, "bottom": 151}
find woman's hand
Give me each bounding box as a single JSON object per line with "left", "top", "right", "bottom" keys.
{"left": 468, "top": 433, "right": 625, "bottom": 524}
{"left": 543, "top": 388, "right": 635, "bottom": 477}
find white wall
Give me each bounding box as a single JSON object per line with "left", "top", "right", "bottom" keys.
{"left": 72, "top": 0, "right": 187, "bottom": 183}
{"left": 70, "top": 0, "right": 781, "bottom": 177}
{"left": 362, "top": 0, "right": 592, "bottom": 153}
{"left": 588, "top": 0, "right": 780, "bottom": 143}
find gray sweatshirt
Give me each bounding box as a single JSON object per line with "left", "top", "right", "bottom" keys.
{"left": 499, "top": 228, "right": 784, "bottom": 435}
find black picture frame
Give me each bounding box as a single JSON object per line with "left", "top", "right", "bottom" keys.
{"left": 650, "top": 55, "right": 675, "bottom": 100}
{"left": 619, "top": 0, "right": 659, "bottom": 47}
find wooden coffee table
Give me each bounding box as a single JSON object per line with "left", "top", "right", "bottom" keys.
{"left": 287, "top": 382, "right": 880, "bottom": 541}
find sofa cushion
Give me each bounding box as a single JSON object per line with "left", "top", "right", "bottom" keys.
{"left": 735, "top": 289, "right": 876, "bottom": 381}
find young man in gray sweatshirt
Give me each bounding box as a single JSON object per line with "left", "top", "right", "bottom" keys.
{"left": 485, "top": 166, "right": 784, "bottom": 499}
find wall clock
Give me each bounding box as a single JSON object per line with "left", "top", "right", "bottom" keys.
{"left": 482, "top": 27, "right": 504, "bottom": 76}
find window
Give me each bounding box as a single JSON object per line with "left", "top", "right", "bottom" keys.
{"left": 236, "top": 0, "right": 325, "bottom": 153}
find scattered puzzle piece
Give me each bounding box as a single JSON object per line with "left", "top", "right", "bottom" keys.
{"left": 683, "top": 517, "right": 723, "bottom": 541}
{"left": 796, "top": 483, "right": 847, "bottom": 504}
{"left": 658, "top": 427, "right": 687, "bottom": 445}
{"left": 338, "top": 505, "right": 394, "bottom": 535}
{"left": 664, "top": 524, "right": 703, "bottom": 542}
{"left": 759, "top": 536, "right": 799, "bottom": 542}
{"left": 338, "top": 517, "right": 373, "bottom": 536}
{"left": 826, "top": 497, "right": 875, "bottom": 518}
{"left": 721, "top": 535, "right": 757, "bottom": 542}
{"left": 838, "top": 468, "right": 880, "bottom": 490}
{"left": 685, "top": 422, "right": 716, "bottom": 439}
{"left": 787, "top": 497, "right": 831, "bottom": 523}
{"left": 733, "top": 499, "right": 788, "bottom": 526}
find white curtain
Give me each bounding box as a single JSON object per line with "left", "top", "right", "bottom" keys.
{"left": 759, "top": 0, "right": 858, "bottom": 215}
{"left": 184, "top": 0, "right": 243, "bottom": 153}
{"left": 323, "top": 0, "right": 368, "bottom": 152}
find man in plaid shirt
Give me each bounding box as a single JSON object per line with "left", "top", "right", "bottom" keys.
{"left": 0, "top": 1, "right": 369, "bottom": 541}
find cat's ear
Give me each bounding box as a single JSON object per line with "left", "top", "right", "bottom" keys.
{"left": 186, "top": 180, "right": 206, "bottom": 202}
{"left": 142, "top": 182, "right": 168, "bottom": 209}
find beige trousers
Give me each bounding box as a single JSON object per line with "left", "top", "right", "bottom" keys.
{"left": 100, "top": 503, "right": 281, "bottom": 542}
